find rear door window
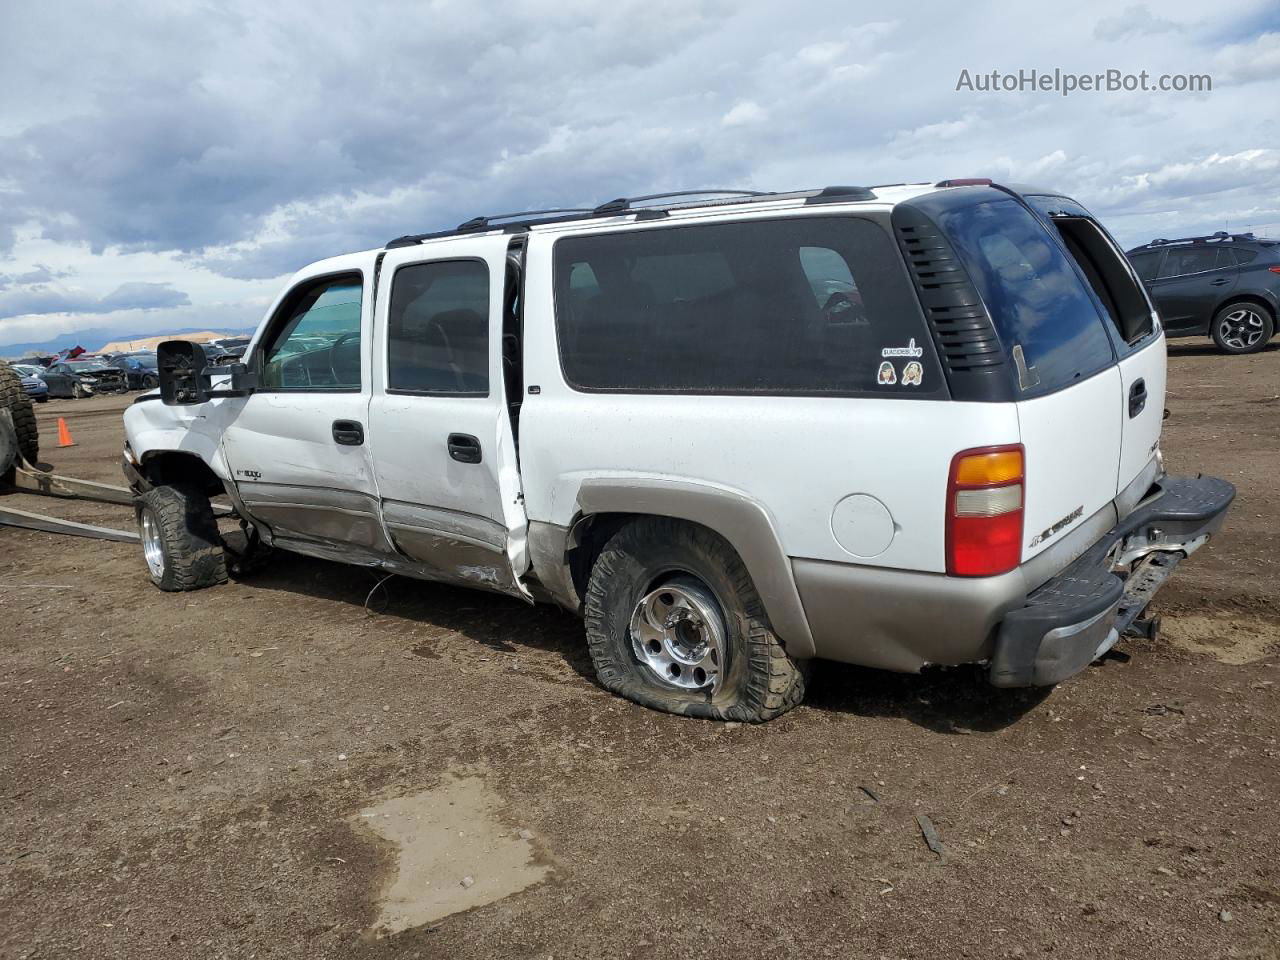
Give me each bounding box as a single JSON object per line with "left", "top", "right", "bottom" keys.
{"left": 552, "top": 217, "right": 944, "bottom": 397}
{"left": 936, "top": 198, "right": 1115, "bottom": 394}
{"left": 1157, "top": 247, "right": 1218, "bottom": 278}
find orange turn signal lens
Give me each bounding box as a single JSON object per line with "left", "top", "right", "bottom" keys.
{"left": 952, "top": 450, "right": 1024, "bottom": 487}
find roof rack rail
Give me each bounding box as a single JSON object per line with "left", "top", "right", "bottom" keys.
{"left": 804, "top": 185, "right": 876, "bottom": 204}
{"left": 385, "top": 185, "right": 881, "bottom": 248}
{"left": 456, "top": 208, "right": 593, "bottom": 233}
{"left": 1133, "top": 231, "right": 1258, "bottom": 250}
{"left": 591, "top": 190, "right": 767, "bottom": 216}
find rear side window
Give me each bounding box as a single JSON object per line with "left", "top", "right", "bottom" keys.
{"left": 1129, "top": 251, "right": 1162, "bottom": 281}
{"left": 1157, "top": 247, "right": 1218, "bottom": 278}
{"left": 1234, "top": 247, "right": 1259, "bottom": 265}
{"left": 938, "top": 199, "right": 1114, "bottom": 394}
{"left": 552, "top": 217, "right": 944, "bottom": 397}
{"left": 387, "top": 260, "right": 489, "bottom": 396}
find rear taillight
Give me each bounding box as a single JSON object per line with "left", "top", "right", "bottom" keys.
{"left": 946, "top": 445, "right": 1024, "bottom": 577}
{"left": 1269, "top": 266, "right": 1280, "bottom": 274}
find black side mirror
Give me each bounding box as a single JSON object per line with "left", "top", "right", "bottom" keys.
{"left": 157, "top": 340, "right": 211, "bottom": 405}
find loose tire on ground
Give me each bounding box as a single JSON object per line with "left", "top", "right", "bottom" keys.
{"left": 135, "top": 485, "right": 228, "bottom": 591}
{"left": 583, "top": 516, "right": 807, "bottom": 722}
{"left": 0, "top": 363, "right": 39, "bottom": 465}
{"left": 1211, "top": 301, "right": 1275, "bottom": 355}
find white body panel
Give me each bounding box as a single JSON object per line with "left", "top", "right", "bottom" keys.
{"left": 519, "top": 232, "right": 1018, "bottom": 574}
{"left": 1016, "top": 367, "right": 1123, "bottom": 563}
{"left": 215, "top": 252, "right": 382, "bottom": 550}
{"left": 1116, "top": 332, "right": 1167, "bottom": 494}
{"left": 367, "top": 237, "right": 529, "bottom": 596}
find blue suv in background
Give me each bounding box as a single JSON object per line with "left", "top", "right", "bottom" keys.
{"left": 1126, "top": 232, "right": 1280, "bottom": 354}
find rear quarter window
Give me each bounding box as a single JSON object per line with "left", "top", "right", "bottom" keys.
{"left": 936, "top": 198, "right": 1115, "bottom": 395}
{"left": 552, "top": 216, "right": 945, "bottom": 397}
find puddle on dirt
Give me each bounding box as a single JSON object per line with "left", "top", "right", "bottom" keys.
{"left": 1161, "top": 614, "right": 1279, "bottom": 665}
{"left": 355, "top": 773, "right": 550, "bottom": 936}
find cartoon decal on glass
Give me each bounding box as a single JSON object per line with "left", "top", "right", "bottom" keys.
{"left": 901, "top": 361, "right": 923, "bottom": 387}
{"left": 877, "top": 361, "right": 898, "bottom": 385}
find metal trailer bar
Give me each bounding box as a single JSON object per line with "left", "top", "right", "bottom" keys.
{"left": 0, "top": 409, "right": 221, "bottom": 542}
{"left": 0, "top": 503, "right": 139, "bottom": 542}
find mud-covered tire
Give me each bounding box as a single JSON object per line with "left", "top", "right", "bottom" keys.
{"left": 583, "top": 517, "right": 806, "bottom": 722}
{"left": 0, "top": 363, "right": 39, "bottom": 465}
{"left": 135, "top": 485, "right": 228, "bottom": 591}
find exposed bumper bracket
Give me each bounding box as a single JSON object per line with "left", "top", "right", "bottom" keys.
{"left": 990, "top": 474, "right": 1234, "bottom": 688}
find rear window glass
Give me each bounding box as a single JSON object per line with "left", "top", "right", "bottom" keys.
{"left": 1157, "top": 246, "right": 1218, "bottom": 278}
{"left": 1128, "top": 251, "right": 1162, "bottom": 281}
{"left": 552, "top": 217, "right": 944, "bottom": 396}
{"left": 936, "top": 198, "right": 1114, "bottom": 394}
{"left": 387, "top": 260, "right": 489, "bottom": 395}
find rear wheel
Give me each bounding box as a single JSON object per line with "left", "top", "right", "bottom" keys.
{"left": 135, "top": 485, "right": 228, "bottom": 591}
{"left": 1211, "top": 302, "right": 1274, "bottom": 354}
{"left": 583, "top": 517, "right": 807, "bottom": 722}
{"left": 142, "top": 373, "right": 159, "bottom": 389}
{"left": 0, "top": 363, "right": 39, "bottom": 465}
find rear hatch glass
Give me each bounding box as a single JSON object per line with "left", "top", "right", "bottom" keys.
{"left": 933, "top": 197, "right": 1115, "bottom": 395}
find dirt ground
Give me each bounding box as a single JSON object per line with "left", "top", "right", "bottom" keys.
{"left": 2, "top": 342, "right": 1278, "bottom": 960}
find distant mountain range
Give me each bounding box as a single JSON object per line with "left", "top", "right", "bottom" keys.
{"left": 1, "top": 326, "right": 257, "bottom": 357}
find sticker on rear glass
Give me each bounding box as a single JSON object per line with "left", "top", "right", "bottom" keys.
{"left": 877, "top": 361, "right": 897, "bottom": 385}
{"left": 902, "top": 361, "right": 923, "bottom": 387}
{"left": 881, "top": 338, "right": 924, "bottom": 359}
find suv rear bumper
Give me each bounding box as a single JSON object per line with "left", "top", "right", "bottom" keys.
{"left": 989, "top": 474, "right": 1234, "bottom": 687}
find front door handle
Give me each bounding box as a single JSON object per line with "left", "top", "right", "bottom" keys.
{"left": 447, "top": 433, "right": 482, "bottom": 464}
{"left": 332, "top": 420, "right": 364, "bottom": 446}
{"left": 1209, "top": 277, "right": 1230, "bottom": 286}
{"left": 1128, "top": 378, "right": 1147, "bottom": 418}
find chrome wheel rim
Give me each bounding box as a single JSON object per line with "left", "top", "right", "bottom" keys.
{"left": 1219, "top": 308, "right": 1266, "bottom": 350}
{"left": 140, "top": 511, "right": 166, "bottom": 579}
{"left": 629, "top": 576, "right": 726, "bottom": 691}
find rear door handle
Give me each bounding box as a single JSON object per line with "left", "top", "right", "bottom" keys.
{"left": 1128, "top": 378, "right": 1147, "bottom": 418}
{"left": 447, "top": 433, "right": 482, "bottom": 464}
{"left": 1209, "top": 277, "right": 1230, "bottom": 286}
{"left": 332, "top": 420, "right": 364, "bottom": 446}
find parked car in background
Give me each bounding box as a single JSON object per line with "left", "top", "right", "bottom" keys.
{"left": 41, "top": 358, "right": 128, "bottom": 397}
{"left": 209, "top": 336, "right": 252, "bottom": 361}
{"left": 6, "top": 362, "right": 49, "bottom": 402}
{"left": 1126, "top": 232, "right": 1279, "bottom": 354}
{"left": 114, "top": 352, "right": 161, "bottom": 390}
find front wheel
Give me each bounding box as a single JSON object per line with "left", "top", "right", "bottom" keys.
{"left": 1211, "top": 303, "right": 1274, "bottom": 354}
{"left": 583, "top": 517, "right": 806, "bottom": 722}
{"left": 135, "top": 485, "right": 228, "bottom": 591}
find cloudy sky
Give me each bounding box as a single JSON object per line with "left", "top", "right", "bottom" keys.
{"left": 1, "top": 0, "right": 1278, "bottom": 350}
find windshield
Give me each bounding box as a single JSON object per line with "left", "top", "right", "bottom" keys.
{"left": 12, "top": 364, "right": 41, "bottom": 377}
{"left": 68, "top": 360, "right": 114, "bottom": 371}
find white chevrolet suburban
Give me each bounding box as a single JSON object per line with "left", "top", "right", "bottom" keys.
{"left": 122, "top": 181, "right": 1234, "bottom": 722}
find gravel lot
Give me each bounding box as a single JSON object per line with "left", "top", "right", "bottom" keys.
{"left": 2, "top": 342, "right": 1278, "bottom": 960}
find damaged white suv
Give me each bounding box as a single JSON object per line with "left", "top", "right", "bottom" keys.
{"left": 123, "top": 181, "right": 1234, "bottom": 721}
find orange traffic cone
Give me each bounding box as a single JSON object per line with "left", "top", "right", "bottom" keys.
{"left": 56, "top": 417, "right": 76, "bottom": 447}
